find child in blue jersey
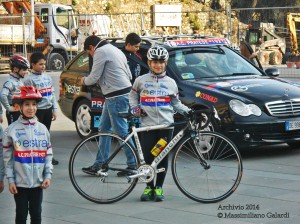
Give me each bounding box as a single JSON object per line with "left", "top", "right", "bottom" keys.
{"left": 23, "top": 52, "right": 59, "bottom": 165}
{"left": 3, "top": 86, "right": 53, "bottom": 224}
{"left": 0, "top": 55, "right": 29, "bottom": 124}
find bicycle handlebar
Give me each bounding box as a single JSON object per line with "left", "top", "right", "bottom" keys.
{"left": 119, "top": 107, "right": 214, "bottom": 130}
{"left": 184, "top": 108, "right": 213, "bottom": 130}
{"left": 118, "top": 110, "right": 147, "bottom": 119}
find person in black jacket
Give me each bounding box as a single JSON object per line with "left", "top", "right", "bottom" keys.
{"left": 122, "top": 33, "right": 148, "bottom": 84}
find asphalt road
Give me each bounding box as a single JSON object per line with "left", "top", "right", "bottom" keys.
{"left": 0, "top": 70, "right": 300, "bottom": 223}
{"left": 0, "top": 101, "right": 300, "bottom": 224}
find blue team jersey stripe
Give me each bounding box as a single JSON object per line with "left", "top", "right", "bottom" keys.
{"left": 141, "top": 101, "right": 171, "bottom": 106}
{"left": 41, "top": 92, "right": 53, "bottom": 97}
{"left": 14, "top": 156, "right": 46, "bottom": 163}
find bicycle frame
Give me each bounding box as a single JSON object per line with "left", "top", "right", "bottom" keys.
{"left": 125, "top": 121, "right": 188, "bottom": 169}
{"left": 69, "top": 109, "right": 242, "bottom": 204}
{"left": 99, "top": 108, "right": 216, "bottom": 179}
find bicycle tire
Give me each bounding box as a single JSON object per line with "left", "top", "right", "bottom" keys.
{"left": 69, "top": 132, "right": 139, "bottom": 204}
{"left": 172, "top": 131, "right": 242, "bottom": 203}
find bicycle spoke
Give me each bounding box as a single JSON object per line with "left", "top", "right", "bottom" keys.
{"left": 69, "top": 133, "right": 138, "bottom": 204}
{"left": 172, "top": 131, "right": 242, "bottom": 203}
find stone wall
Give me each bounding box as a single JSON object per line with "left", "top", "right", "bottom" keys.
{"left": 0, "top": 0, "right": 237, "bottom": 40}
{"left": 67, "top": 0, "right": 234, "bottom": 38}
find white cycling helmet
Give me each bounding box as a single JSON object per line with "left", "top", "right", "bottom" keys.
{"left": 147, "top": 46, "right": 169, "bottom": 62}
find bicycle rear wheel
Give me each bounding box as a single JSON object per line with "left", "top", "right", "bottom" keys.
{"left": 172, "top": 131, "right": 242, "bottom": 203}
{"left": 69, "top": 132, "right": 139, "bottom": 204}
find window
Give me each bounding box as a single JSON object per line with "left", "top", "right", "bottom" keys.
{"left": 56, "top": 8, "right": 74, "bottom": 29}
{"left": 249, "top": 32, "right": 259, "bottom": 45}
{"left": 41, "top": 8, "right": 48, "bottom": 23}
{"left": 68, "top": 52, "right": 90, "bottom": 73}
{"left": 169, "top": 47, "right": 261, "bottom": 79}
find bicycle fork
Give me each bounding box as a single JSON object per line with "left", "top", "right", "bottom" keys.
{"left": 190, "top": 132, "right": 211, "bottom": 170}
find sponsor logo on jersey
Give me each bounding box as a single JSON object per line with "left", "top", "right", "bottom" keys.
{"left": 14, "top": 150, "right": 47, "bottom": 163}
{"left": 141, "top": 96, "right": 171, "bottom": 106}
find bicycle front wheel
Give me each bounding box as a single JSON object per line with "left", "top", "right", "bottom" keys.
{"left": 172, "top": 131, "right": 242, "bottom": 203}
{"left": 69, "top": 132, "right": 139, "bottom": 204}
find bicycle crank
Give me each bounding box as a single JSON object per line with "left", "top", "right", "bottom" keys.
{"left": 127, "top": 164, "right": 155, "bottom": 183}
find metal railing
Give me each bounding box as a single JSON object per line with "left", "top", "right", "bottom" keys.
{"left": 1, "top": 6, "right": 300, "bottom": 72}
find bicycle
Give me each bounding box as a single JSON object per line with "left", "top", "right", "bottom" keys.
{"left": 69, "top": 109, "right": 243, "bottom": 204}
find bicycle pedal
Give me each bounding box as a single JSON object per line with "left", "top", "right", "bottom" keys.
{"left": 126, "top": 176, "right": 132, "bottom": 183}
{"left": 97, "top": 170, "right": 108, "bottom": 176}
{"left": 156, "top": 168, "right": 165, "bottom": 173}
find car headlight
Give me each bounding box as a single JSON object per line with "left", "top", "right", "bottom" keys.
{"left": 229, "top": 99, "right": 262, "bottom": 116}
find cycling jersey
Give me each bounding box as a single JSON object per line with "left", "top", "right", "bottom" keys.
{"left": 3, "top": 116, "right": 53, "bottom": 188}
{"left": 129, "top": 71, "right": 190, "bottom": 127}
{"left": 23, "top": 71, "right": 58, "bottom": 112}
{"left": 0, "top": 73, "right": 23, "bottom": 111}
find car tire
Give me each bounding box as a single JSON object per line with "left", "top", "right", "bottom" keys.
{"left": 49, "top": 53, "right": 65, "bottom": 71}
{"left": 75, "top": 99, "right": 92, "bottom": 138}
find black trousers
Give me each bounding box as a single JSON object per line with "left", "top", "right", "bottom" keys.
{"left": 14, "top": 187, "right": 43, "bottom": 224}
{"left": 36, "top": 107, "right": 53, "bottom": 130}
{"left": 6, "top": 111, "right": 20, "bottom": 125}
{"left": 141, "top": 128, "right": 173, "bottom": 188}
{"left": 36, "top": 107, "right": 58, "bottom": 162}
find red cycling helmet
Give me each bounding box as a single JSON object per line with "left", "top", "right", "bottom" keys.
{"left": 12, "top": 86, "right": 42, "bottom": 104}
{"left": 10, "top": 55, "right": 30, "bottom": 70}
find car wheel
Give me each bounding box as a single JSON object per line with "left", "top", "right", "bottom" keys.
{"left": 75, "top": 99, "right": 92, "bottom": 138}
{"left": 49, "top": 53, "right": 65, "bottom": 71}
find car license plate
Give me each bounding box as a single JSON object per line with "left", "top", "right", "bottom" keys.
{"left": 285, "top": 121, "right": 300, "bottom": 131}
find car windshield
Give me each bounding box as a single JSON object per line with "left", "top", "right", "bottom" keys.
{"left": 168, "top": 46, "right": 262, "bottom": 80}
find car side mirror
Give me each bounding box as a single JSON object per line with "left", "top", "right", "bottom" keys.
{"left": 265, "top": 68, "right": 279, "bottom": 77}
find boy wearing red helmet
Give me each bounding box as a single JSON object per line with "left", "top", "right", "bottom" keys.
{"left": 0, "top": 55, "right": 29, "bottom": 124}
{"left": 2, "top": 86, "right": 53, "bottom": 224}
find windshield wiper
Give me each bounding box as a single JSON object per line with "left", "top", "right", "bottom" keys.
{"left": 220, "top": 73, "right": 257, "bottom": 77}
{"left": 196, "top": 76, "right": 215, "bottom": 79}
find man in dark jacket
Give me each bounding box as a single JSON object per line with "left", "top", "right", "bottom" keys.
{"left": 122, "top": 33, "right": 148, "bottom": 84}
